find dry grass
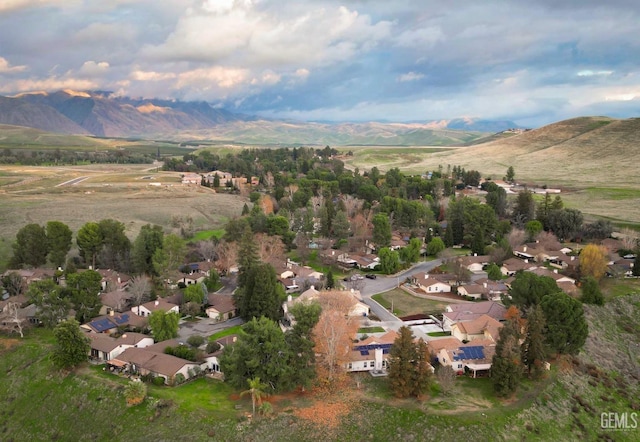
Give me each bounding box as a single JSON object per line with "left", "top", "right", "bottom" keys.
{"left": 0, "top": 164, "right": 246, "bottom": 240}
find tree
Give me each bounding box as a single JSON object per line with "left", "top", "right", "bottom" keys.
{"left": 234, "top": 262, "right": 284, "bottom": 321}
{"left": 378, "top": 247, "right": 400, "bottom": 274}
{"left": 580, "top": 276, "right": 604, "bottom": 305}
{"left": 524, "top": 220, "right": 543, "bottom": 242}
{"left": 331, "top": 210, "right": 350, "bottom": 240}
{"left": 0, "top": 301, "right": 26, "bottom": 337}
{"left": 220, "top": 317, "right": 292, "bottom": 392}
{"left": 388, "top": 326, "right": 432, "bottom": 398}
{"left": 491, "top": 316, "right": 522, "bottom": 396}
{"left": 505, "top": 166, "right": 515, "bottom": 183}
{"left": 285, "top": 302, "right": 321, "bottom": 390}
{"left": 148, "top": 310, "right": 180, "bottom": 342}
{"left": 184, "top": 283, "right": 206, "bottom": 305}
{"left": 401, "top": 238, "right": 422, "bottom": 264}
{"left": 27, "top": 279, "right": 71, "bottom": 327}
{"left": 507, "top": 271, "right": 561, "bottom": 309}
{"left": 132, "top": 224, "right": 164, "bottom": 275}
{"left": 241, "top": 377, "right": 270, "bottom": 416}
{"left": 325, "top": 269, "right": 335, "bottom": 289}
{"left": 582, "top": 220, "right": 613, "bottom": 241}
{"left": 521, "top": 305, "right": 547, "bottom": 379}
{"left": 76, "top": 222, "right": 103, "bottom": 269}
{"left": 547, "top": 208, "right": 583, "bottom": 241}
{"left": 512, "top": 190, "right": 535, "bottom": 227}
{"left": 313, "top": 292, "right": 359, "bottom": 386}
{"left": 1, "top": 271, "right": 26, "bottom": 297}
{"left": 579, "top": 243, "right": 608, "bottom": 280}
{"left": 486, "top": 263, "right": 502, "bottom": 281}
{"left": 128, "top": 275, "right": 151, "bottom": 309}
{"left": 633, "top": 253, "right": 640, "bottom": 277}
{"left": 124, "top": 380, "right": 147, "bottom": 406}
{"left": 486, "top": 185, "right": 507, "bottom": 217}
{"left": 52, "top": 319, "right": 90, "bottom": 369}
{"left": 97, "top": 219, "right": 131, "bottom": 271}
{"left": 12, "top": 223, "right": 49, "bottom": 267}
{"left": 46, "top": 221, "right": 72, "bottom": 268}
{"left": 470, "top": 228, "right": 485, "bottom": 255}
{"left": 427, "top": 237, "right": 445, "bottom": 256}
{"left": 436, "top": 365, "right": 456, "bottom": 396}
{"left": 372, "top": 213, "right": 392, "bottom": 248}
{"left": 540, "top": 292, "right": 588, "bottom": 355}
{"left": 152, "top": 233, "right": 187, "bottom": 279}
{"left": 66, "top": 270, "right": 102, "bottom": 324}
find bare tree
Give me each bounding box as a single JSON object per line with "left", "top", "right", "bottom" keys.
{"left": 508, "top": 228, "right": 527, "bottom": 250}
{"left": 214, "top": 240, "right": 238, "bottom": 275}
{"left": 436, "top": 365, "right": 456, "bottom": 395}
{"left": 535, "top": 231, "right": 561, "bottom": 251}
{"left": 312, "top": 291, "right": 359, "bottom": 385}
{"left": 256, "top": 233, "right": 284, "bottom": 262}
{"left": 1, "top": 272, "right": 26, "bottom": 297}
{"left": 128, "top": 275, "right": 151, "bottom": 308}
{"left": 620, "top": 228, "right": 639, "bottom": 251}
{"left": 196, "top": 239, "right": 218, "bottom": 262}
{"left": 0, "top": 302, "right": 26, "bottom": 338}
{"left": 295, "top": 233, "right": 311, "bottom": 264}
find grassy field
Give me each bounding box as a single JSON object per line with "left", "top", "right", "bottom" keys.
{"left": 0, "top": 164, "right": 245, "bottom": 243}
{"left": 372, "top": 289, "right": 453, "bottom": 317}
{"left": 2, "top": 294, "right": 638, "bottom": 441}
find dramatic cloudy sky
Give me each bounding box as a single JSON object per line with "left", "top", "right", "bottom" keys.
{"left": 1, "top": 0, "right": 640, "bottom": 126}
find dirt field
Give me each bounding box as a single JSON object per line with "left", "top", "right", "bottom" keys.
{"left": 0, "top": 164, "right": 246, "bottom": 240}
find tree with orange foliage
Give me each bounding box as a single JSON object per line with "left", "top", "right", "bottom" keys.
{"left": 579, "top": 243, "right": 608, "bottom": 280}
{"left": 213, "top": 239, "right": 237, "bottom": 275}
{"left": 255, "top": 233, "right": 284, "bottom": 262}
{"left": 312, "top": 291, "right": 359, "bottom": 387}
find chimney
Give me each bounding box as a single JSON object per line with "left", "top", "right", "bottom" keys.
{"left": 523, "top": 246, "right": 527, "bottom": 252}
{"left": 117, "top": 277, "right": 121, "bottom": 284}
{"left": 154, "top": 300, "right": 159, "bottom": 306}
{"left": 109, "top": 309, "right": 114, "bottom": 316}
{"left": 570, "top": 256, "right": 575, "bottom": 261}
{"left": 310, "top": 285, "right": 315, "bottom": 291}
{"left": 483, "top": 282, "right": 487, "bottom": 288}
{"left": 553, "top": 269, "right": 558, "bottom": 274}
{"left": 287, "top": 295, "right": 292, "bottom": 303}
{"left": 122, "top": 334, "right": 127, "bottom": 339}
{"left": 524, "top": 259, "right": 529, "bottom": 264}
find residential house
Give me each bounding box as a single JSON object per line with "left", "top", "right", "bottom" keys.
{"left": 531, "top": 267, "right": 576, "bottom": 285}
{"left": 111, "top": 347, "right": 199, "bottom": 385}
{"left": 473, "top": 278, "right": 508, "bottom": 301}
{"left": 181, "top": 173, "right": 202, "bottom": 185}
{"left": 427, "top": 337, "right": 497, "bottom": 377}
{"left": 81, "top": 311, "right": 148, "bottom": 334}
{"left": 99, "top": 290, "right": 133, "bottom": 315}
{"left": 411, "top": 272, "right": 452, "bottom": 294}
{"left": 458, "top": 255, "right": 491, "bottom": 273}
{"left": 346, "top": 330, "right": 398, "bottom": 373}
{"left": 205, "top": 294, "right": 236, "bottom": 322}
{"left": 500, "top": 258, "right": 537, "bottom": 276}
{"left": 450, "top": 314, "right": 502, "bottom": 343}
{"left": 131, "top": 299, "right": 179, "bottom": 317}
{"left": 88, "top": 332, "right": 154, "bottom": 362}
{"left": 457, "top": 283, "right": 489, "bottom": 300}
{"left": 442, "top": 301, "right": 507, "bottom": 331}
{"left": 96, "top": 269, "right": 132, "bottom": 292}
{"left": 282, "top": 286, "right": 369, "bottom": 329}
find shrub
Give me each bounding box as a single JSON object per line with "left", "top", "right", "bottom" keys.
{"left": 124, "top": 380, "right": 147, "bottom": 406}
{"left": 152, "top": 376, "right": 165, "bottom": 386}
{"left": 174, "top": 373, "right": 186, "bottom": 385}
{"left": 187, "top": 335, "right": 205, "bottom": 348}
{"left": 206, "top": 341, "right": 221, "bottom": 353}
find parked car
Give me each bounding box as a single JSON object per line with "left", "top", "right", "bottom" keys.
{"left": 365, "top": 274, "right": 377, "bottom": 280}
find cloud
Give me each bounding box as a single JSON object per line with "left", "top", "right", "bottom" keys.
{"left": 0, "top": 0, "right": 79, "bottom": 14}
{"left": 397, "top": 72, "right": 424, "bottom": 82}
{"left": 0, "top": 57, "right": 27, "bottom": 74}
{"left": 78, "top": 61, "right": 110, "bottom": 77}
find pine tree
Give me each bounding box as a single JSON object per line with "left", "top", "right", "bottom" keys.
{"left": 326, "top": 269, "right": 335, "bottom": 289}
{"left": 491, "top": 317, "right": 522, "bottom": 396}
{"left": 580, "top": 276, "right": 604, "bottom": 305}
{"left": 521, "top": 305, "right": 547, "bottom": 379}
{"left": 388, "top": 326, "right": 417, "bottom": 398}
{"left": 412, "top": 339, "right": 433, "bottom": 397}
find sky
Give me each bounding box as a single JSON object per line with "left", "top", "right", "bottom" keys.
{"left": 1, "top": 0, "right": 640, "bottom": 127}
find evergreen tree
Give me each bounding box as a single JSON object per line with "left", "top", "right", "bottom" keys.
{"left": 388, "top": 327, "right": 432, "bottom": 398}
{"left": 521, "top": 305, "right": 547, "bottom": 379}
{"left": 285, "top": 302, "right": 321, "bottom": 390}
{"left": 444, "top": 225, "right": 454, "bottom": 247}
{"left": 486, "top": 263, "right": 502, "bottom": 281}
{"left": 580, "top": 276, "right": 604, "bottom": 305}
{"left": 471, "top": 228, "right": 485, "bottom": 255}
{"left": 12, "top": 223, "right": 49, "bottom": 268}
{"left": 132, "top": 224, "right": 164, "bottom": 275}
{"left": 46, "top": 221, "right": 73, "bottom": 268}
{"left": 237, "top": 225, "right": 259, "bottom": 289}
{"left": 325, "top": 269, "right": 335, "bottom": 289}
{"left": 372, "top": 213, "right": 392, "bottom": 248}
{"left": 633, "top": 252, "right": 640, "bottom": 277}
{"left": 235, "top": 263, "right": 284, "bottom": 321}
{"left": 507, "top": 272, "right": 561, "bottom": 309}
{"left": 491, "top": 316, "right": 522, "bottom": 396}
{"left": 76, "top": 222, "right": 103, "bottom": 269}
{"left": 541, "top": 292, "right": 588, "bottom": 355}
{"left": 388, "top": 326, "right": 418, "bottom": 398}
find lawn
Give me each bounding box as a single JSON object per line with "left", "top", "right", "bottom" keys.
{"left": 190, "top": 228, "right": 226, "bottom": 242}
{"left": 208, "top": 324, "right": 244, "bottom": 341}
{"left": 372, "top": 289, "right": 451, "bottom": 317}
{"left": 357, "top": 326, "right": 386, "bottom": 334}
{"left": 601, "top": 277, "right": 640, "bottom": 300}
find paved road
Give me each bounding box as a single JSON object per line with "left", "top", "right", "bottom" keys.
{"left": 358, "top": 259, "right": 443, "bottom": 322}
{"left": 178, "top": 316, "right": 244, "bottom": 340}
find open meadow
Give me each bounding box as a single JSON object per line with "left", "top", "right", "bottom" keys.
{"left": 0, "top": 163, "right": 246, "bottom": 243}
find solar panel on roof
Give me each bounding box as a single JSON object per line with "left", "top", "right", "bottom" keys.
{"left": 90, "top": 317, "right": 116, "bottom": 332}
{"left": 454, "top": 346, "right": 485, "bottom": 361}
{"left": 113, "top": 313, "right": 129, "bottom": 325}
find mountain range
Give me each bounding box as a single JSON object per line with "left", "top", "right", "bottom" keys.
{"left": 0, "top": 90, "right": 518, "bottom": 145}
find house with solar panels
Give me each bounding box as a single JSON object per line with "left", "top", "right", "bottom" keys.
{"left": 81, "top": 311, "right": 148, "bottom": 334}
{"left": 346, "top": 330, "right": 398, "bottom": 374}
{"left": 427, "top": 337, "right": 497, "bottom": 378}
